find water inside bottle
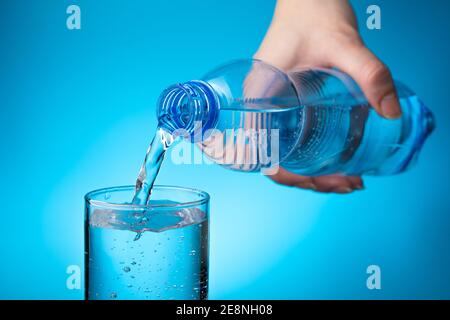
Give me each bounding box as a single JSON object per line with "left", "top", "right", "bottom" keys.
{"left": 199, "top": 78, "right": 433, "bottom": 176}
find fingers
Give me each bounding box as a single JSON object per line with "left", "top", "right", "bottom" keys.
{"left": 269, "top": 167, "right": 364, "bottom": 193}
{"left": 329, "top": 41, "right": 402, "bottom": 119}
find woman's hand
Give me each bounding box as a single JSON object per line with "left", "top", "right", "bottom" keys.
{"left": 255, "top": 0, "right": 401, "bottom": 193}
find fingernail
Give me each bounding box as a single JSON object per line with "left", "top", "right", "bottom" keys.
{"left": 333, "top": 187, "right": 353, "bottom": 194}
{"left": 380, "top": 93, "right": 401, "bottom": 119}
{"left": 355, "top": 184, "right": 364, "bottom": 190}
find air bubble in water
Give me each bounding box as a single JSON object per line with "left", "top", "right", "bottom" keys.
{"left": 123, "top": 266, "right": 131, "bottom": 273}
{"left": 110, "top": 292, "right": 117, "bottom": 299}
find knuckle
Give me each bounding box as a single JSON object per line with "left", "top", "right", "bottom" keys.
{"left": 362, "top": 61, "right": 392, "bottom": 87}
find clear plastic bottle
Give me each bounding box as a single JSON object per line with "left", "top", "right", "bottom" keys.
{"left": 156, "top": 59, "right": 434, "bottom": 176}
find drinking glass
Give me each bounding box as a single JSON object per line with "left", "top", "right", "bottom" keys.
{"left": 84, "top": 185, "right": 209, "bottom": 300}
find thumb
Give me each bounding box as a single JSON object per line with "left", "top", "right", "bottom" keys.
{"left": 330, "top": 42, "right": 401, "bottom": 119}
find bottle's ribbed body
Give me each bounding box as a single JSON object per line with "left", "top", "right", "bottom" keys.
{"left": 157, "top": 59, "right": 434, "bottom": 176}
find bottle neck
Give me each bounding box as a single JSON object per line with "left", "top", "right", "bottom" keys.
{"left": 157, "top": 80, "right": 220, "bottom": 142}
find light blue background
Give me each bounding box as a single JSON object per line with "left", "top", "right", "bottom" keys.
{"left": 0, "top": 0, "right": 448, "bottom": 299}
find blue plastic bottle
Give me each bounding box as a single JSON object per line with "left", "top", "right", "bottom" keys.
{"left": 156, "top": 59, "right": 434, "bottom": 176}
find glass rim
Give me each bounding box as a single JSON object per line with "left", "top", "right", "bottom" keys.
{"left": 85, "top": 185, "right": 210, "bottom": 210}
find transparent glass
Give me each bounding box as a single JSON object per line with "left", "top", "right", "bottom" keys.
{"left": 85, "top": 185, "right": 209, "bottom": 300}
